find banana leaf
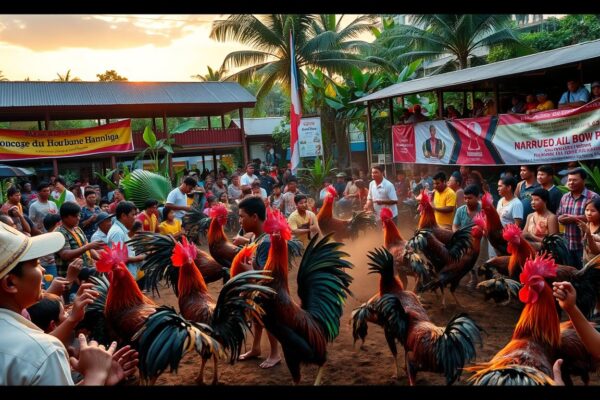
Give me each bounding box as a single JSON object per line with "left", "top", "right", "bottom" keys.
{"left": 49, "top": 189, "right": 67, "bottom": 209}
{"left": 120, "top": 169, "right": 173, "bottom": 209}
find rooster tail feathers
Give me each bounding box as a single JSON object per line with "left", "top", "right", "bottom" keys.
{"left": 350, "top": 303, "right": 373, "bottom": 345}
{"left": 211, "top": 270, "right": 276, "bottom": 364}
{"left": 129, "top": 233, "right": 179, "bottom": 297}
{"left": 570, "top": 254, "right": 600, "bottom": 318}
{"left": 476, "top": 277, "right": 522, "bottom": 304}
{"left": 404, "top": 251, "right": 433, "bottom": 286}
{"left": 182, "top": 207, "right": 211, "bottom": 244}
{"left": 467, "top": 364, "right": 555, "bottom": 386}
{"left": 287, "top": 239, "right": 304, "bottom": 260}
{"left": 540, "top": 234, "right": 573, "bottom": 266}
{"left": 134, "top": 306, "right": 221, "bottom": 382}
{"left": 297, "top": 233, "right": 353, "bottom": 342}
{"left": 448, "top": 223, "right": 474, "bottom": 261}
{"left": 349, "top": 211, "right": 377, "bottom": 236}
{"left": 374, "top": 294, "right": 409, "bottom": 349}
{"left": 76, "top": 275, "right": 110, "bottom": 344}
{"left": 434, "top": 313, "right": 484, "bottom": 384}
{"left": 366, "top": 247, "right": 395, "bottom": 281}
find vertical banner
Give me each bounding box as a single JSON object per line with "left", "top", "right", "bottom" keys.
{"left": 414, "top": 120, "right": 455, "bottom": 164}
{"left": 392, "top": 124, "right": 416, "bottom": 162}
{"left": 298, "top": 117, "right": 323, "bottom": 157}
{"left": 449, "top": 117, "right": 501, "bottom": 165}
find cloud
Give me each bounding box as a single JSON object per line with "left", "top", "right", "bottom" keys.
{"left": 0, "top": 15, "right": 217, "bottom": 51}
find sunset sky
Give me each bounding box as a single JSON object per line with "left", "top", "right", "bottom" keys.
{"left": 0, "top": 14, "right": 373, "bottom": 82}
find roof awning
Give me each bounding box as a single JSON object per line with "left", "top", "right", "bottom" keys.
{"left": 353, "top": 39, "right": 600, "bottom": 104}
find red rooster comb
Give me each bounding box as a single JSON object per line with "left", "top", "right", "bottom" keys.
{"left": 519, "top": 253, "right": 557, "bottom": 304}
{"left": 472, "top": 212, "right": 486, "bottom": 232}
{"left": 96, "top": 243, "right": 129, "bottom": 273}
{"left": 502, "top": 224, "right": 522, "bottom": 244}
{"left": 263, "top": 208, "right": 292, "bottom": 240}
{"left": 325, "top": 185, "right": 337, "bottom": 202}
{"left": 481, "top": 192, "right": 493, "bottom": 208}
{"left": 380, "top": 207, "right": 393, "bottom": 221}
{"left": 171, "top": 236, "right": 197, "bottom": 268}
{"left": 420, "top": 190, "right": 430, "bottom": 204}
{"left": 209, "top": 204, "right": 228, "bottom": 219}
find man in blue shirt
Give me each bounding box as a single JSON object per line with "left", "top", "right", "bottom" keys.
{"left": 558, "top": 79, "right": 591, "bottom": 109}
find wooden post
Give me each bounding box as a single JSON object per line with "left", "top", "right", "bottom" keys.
{"left": 239, "top": 108, "right": 249, "bottom": 166}
{"left": 462, "top": 91, "right": 468, "bottom": 116}
{"left": 162, "top": 112, "right": 172, "bottom": 177}
{"left": 347, "top": 123, "right": 353, "bottom": 171}
{"left": 365, "top": 102, "right": 373, "bottom": 170}
{"left": 111, "top": 156, "right": 117, "bottom": 170}
{"left": 388, "top": 98, "right": 396, "bottom": 178}
{"left": 437, "top": 90, "right": 444, "bottom": 119}
{"left": 152, "top": 117, "right": 157, "bottom": 134}
{"left": 37, "top": 121, "right": 42, "bottom": 130}
{"left": 44, "top": 115, "right": 59, "bottom": 177}
{"left": 207, "top": 115, "right": 212, "bottom": 130}
{"left": 202, "top": 154, "right": 206, "bottom": 172}
{"left": 494, "top": 81, "right": 500, "bottom": 116}
{"left": 221, "top": 114, "right": 226, "bottom": 128}
{"left": 212, "top": 149, "right": 218, "bottom": 173}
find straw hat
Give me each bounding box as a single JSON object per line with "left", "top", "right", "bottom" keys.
{"left": 0, "top": 222, "right": 65, "bottom": 279}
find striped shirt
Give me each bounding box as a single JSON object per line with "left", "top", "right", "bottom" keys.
{"left": 557, "top": 188, "right": 599, "bottom": 251}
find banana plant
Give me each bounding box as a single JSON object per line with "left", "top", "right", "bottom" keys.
{"left": 578, "top": 161, "right": 600, "bottom": 193}
{"left": 49, "top": 189, "right": 67, "bottom": 209}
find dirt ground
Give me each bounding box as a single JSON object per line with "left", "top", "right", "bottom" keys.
{"left": 150, "top": 226, "right": 600, "bottom": 386}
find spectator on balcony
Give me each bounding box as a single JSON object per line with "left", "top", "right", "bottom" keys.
{"left": 526, "top": 92, "right": 555, "bottom": 114}
{"left": 508, "top": 95, "right": 526, "bottom": 114}
{"left": 558, "top": 78, "right": 590, "bottom": 110}
{"left": 445, "top": 105, "right": 462, "bottom": 120}
{"left": 406, "top": 104, "right": 427, "bottom": 123}
{"left": 524, "top": 94, "right": 539, "bottom": 112}
{"left": 591, "top": 81, "right": 600, "bottom": 102}
{"left": 470, "top": 98, "right": 485, "bottom": 117}
{"left": 484, "top": 98, "right": 497, "bottom": 116}
{"left": 240, "top": 162, "right": 259, "bottom": 187}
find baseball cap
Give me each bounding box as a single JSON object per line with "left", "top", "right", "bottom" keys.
{"left": 95, "top": 212, "right": 114, "bottom": 225}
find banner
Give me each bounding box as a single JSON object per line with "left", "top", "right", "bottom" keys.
{"left": 0, "top": 119, "right": 133, "bottom": 161}
{"left": 392, "top": 100, "right": 600, "bottom": 165}
{"left": 298, "top": 117, "right": 323, "bottom": 157}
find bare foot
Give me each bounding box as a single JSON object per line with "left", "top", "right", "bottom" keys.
{"left": 259, "top": 356, "right": 281, "bottom": 369}
{"left": 238, "top": 349, "right": 261, "bottom": 361}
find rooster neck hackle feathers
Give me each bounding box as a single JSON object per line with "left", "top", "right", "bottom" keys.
{"left": 264, "top": 235, "right": 289, "bottom": 292}
{"left": 418, "top": 191, "right": 436, "bottom": 229}
{"left": 230, "top": 243, "right": 257, "bottom": 277}
{"left": 383, "top": 218, "right": 404, "bottom": 248}
{"left": 171, "top": 237, "right": 208, "bottom": 296}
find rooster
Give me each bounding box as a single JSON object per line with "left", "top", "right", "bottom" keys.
{"left": 205, "top": 204, "right": 242, "bottom": 269}
{"left": 419, "top": 213, "right": 487, "bottom": 307}
{"left": 259, "top": 208, "right": 353, "bottom": 384}
{"left": 468, "top": 253, "right": 600, "bottom": 385}
{"left": 417, "top": 190, "right": 454, "bottom": 243}
{"left": 129, "top": 232, "right": 229, "bottom": 295}
{"left": 83, "top": 243, "right": 221, "bottom": 384}
{"left": 351, "top": 247, "right": 483, "bottom": 385}
{"left": 479, "top": 224, "right": 600, "bottom": 317}
{"left": 380, "top": 207, "right": 430, "bottom": 291}
{"left": 168, "top": 236, "right": 275, "bottom": 384}
{"left": 480, "top": 192, "right": 508, "bottom": 256}
{"left": 317, "top": 185, "right": 377, "bottom": 241}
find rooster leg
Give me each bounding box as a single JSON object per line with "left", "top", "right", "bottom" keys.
{"left": 500, "top": 287, "right": 512, "bottom": 306}
{"left": 211, "top": 354, "right": 219, "bottom": 385}
{"left": 405, "top": 352, "right": 416, "bottom": 386}
{"left": 391, "top": 355, "right": 401, "bottom": 380}
{"left": 314, "top": 365, "right": 325, "bottom": 386}
{"left": 195, "top": 357, "right": 207, "bottom": 385}
{"left": 413, "top": 275, "right": 420, "bottom": 293}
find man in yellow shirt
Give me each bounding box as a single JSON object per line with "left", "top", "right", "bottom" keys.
{"left": 526, "top": 92, "right": 554, "bottom": 114}
{"left": 287, "top": 194, "right": 320, "bottom": 248}
{"left": 431, "top": 172, "right": 457, "bottom": 230}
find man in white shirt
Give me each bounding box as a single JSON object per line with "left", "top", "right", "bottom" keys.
{"left": 90, "top": 212, "right": 113, "bottom": 244}
{"left": 50, "top": 177, "right": 76, "bottom": 204}
{"left": 106, "top": 202, "right": 145, "bottom": 278}
{"left": 0, "top": 222, "right": 134, "bottom": 385}
{"left": 28, "top": 182, "right": 58, "bottom": 233}
{"left": 240, "top": 162, "right": 259, "bottom": 187}
{"left": 166, "top": 176, "right": 198, "bottom": 221}
{"left": 364, "top": 164, "right": 398, "bottom": 223}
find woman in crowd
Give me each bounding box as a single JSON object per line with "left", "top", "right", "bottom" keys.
{"left": 522, "top": 188, "right": 559, "bottom": 250}
{"left": 158, "top": 208, "right": 184, "bottom": 238}
{"left": 577, "top": 197, "right": 600, "bottom": 265}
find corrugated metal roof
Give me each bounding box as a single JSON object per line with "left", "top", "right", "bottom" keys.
{"left": 232, "top": 117, "right": 284, "bottom": 136}
{"left": 0, "top": 81, "right": 256, "bottom": 107}
{"left": 354, "top": 39, "right": 600, "bottom": 103}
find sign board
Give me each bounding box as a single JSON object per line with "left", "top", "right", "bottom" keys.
{"left": 298, "top": 117, "right": 323, "bottom": 158}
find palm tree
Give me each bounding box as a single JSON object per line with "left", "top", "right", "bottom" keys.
{"left": 191, "top": 65, "right": 227, "bottom": 82}
{"left": 55, "top": 69, "right": 81, "bottom": 82}
{"left": 0, "top": 71, "right": 8, "bottom": 81}
{"left": 388, "top": 15, "right": 528, "bottom": 74}
{"left": 210, "top": 14, "right": 377, "bottom": 100}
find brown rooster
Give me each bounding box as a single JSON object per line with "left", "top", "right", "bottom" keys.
{"left": 381, "top": 207, "right": 430, "bottom": 291}
{"left": 478, "top": 224, "right": 600, "bottom": 317}
{"left": 206, "top": 204, "right": 242, "bottom": 268}
{"left": 317, "top": 185, "right": 376, "bottom": 241}
{"left": 84, "top": 243, "right": 220, "bottom": 384}
{"left": 419, "top": 213, "right": 486, "bottom": 307}
{"left": 129, "top": 232, "right": 229, "bottom": 296}
{"left": 480, "top": 192, "right": 508, "bottom": 256}
{"left": 468, "top": 253, "right": 599, "bottom": 385}
{"left": 351, "top": 247, "right": 483, "bottom": 385}
{"left": 417, "top": 190, "right": 453, "bottom": 243}
{"left": 259, "top": 208, "right": 353, "bottom": 384}
{"left": 169, "top": 237, "right": 275, "bottom": 384}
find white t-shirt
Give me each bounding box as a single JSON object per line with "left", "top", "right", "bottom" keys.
{"left": 28, "top": 200, "right": 58, "bottom": 232}
{"left": 51, "top": 189, "right": 76, "bottom": 204}
{"left": 497, "top": 197, "right": 524, "bottom": 227}
{"left": 0, "top": 309, "right": 74, "bottom": 385}
{"left": 166, "top": 187, "right": 188, "bottom": 220}
{"left": 367, "top": 178, "right": 398, "bottom": 218}
{"left": 240, "top": 173, "right": 259, "bottom": 186}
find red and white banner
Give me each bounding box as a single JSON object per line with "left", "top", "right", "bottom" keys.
{"left": 392, "top": 100, "right": 600, "bottom": 165}
{"left": 289, "top": 32, "right": 301, "bottom": 175}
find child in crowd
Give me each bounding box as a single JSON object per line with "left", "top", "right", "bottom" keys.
{"left": 159, "top": 208, "right": 184, "bottom": 238}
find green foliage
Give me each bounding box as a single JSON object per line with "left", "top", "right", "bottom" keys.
{"left": 297, "top": 157, "right": 338, "bottom": 197}
{"left": 94, "top": 169, "right": 118, "bottom": 191}
{"left": 120, "top": 169, "right": 173, "bottom": 209}
{"left": 0, "top": 179, "right": 15, "bottom": 204}
{"left": 59, "top": 169, "right": 80, "bottom": 186}
{"left": 578, "top": 161, "right": 600, "bottom": 194}
{"left": 272, "top": 117, "right": 291, "bottom": 152}
{"left": 191, "top": 65, "right": 227, "bottom": 82}
{"left": 96, "top": 69, "right": 128, "bottom": 81}
{"left": 521, "top": 15, "right": 600, "bottom": 52}
{"left": 49, "top": 190, "right": 67, "bottom": 209}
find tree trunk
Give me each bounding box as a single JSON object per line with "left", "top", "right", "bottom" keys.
{"left": 334, "top": 119, "right": 350, "bottom": 168}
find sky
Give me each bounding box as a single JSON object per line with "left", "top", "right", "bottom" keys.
{"left": 0, "top": 14, "right": 373, "bottom": 82}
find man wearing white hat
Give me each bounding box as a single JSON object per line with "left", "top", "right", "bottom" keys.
{"left": 0, "top": 222, "right": 136, "bottom": 385}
